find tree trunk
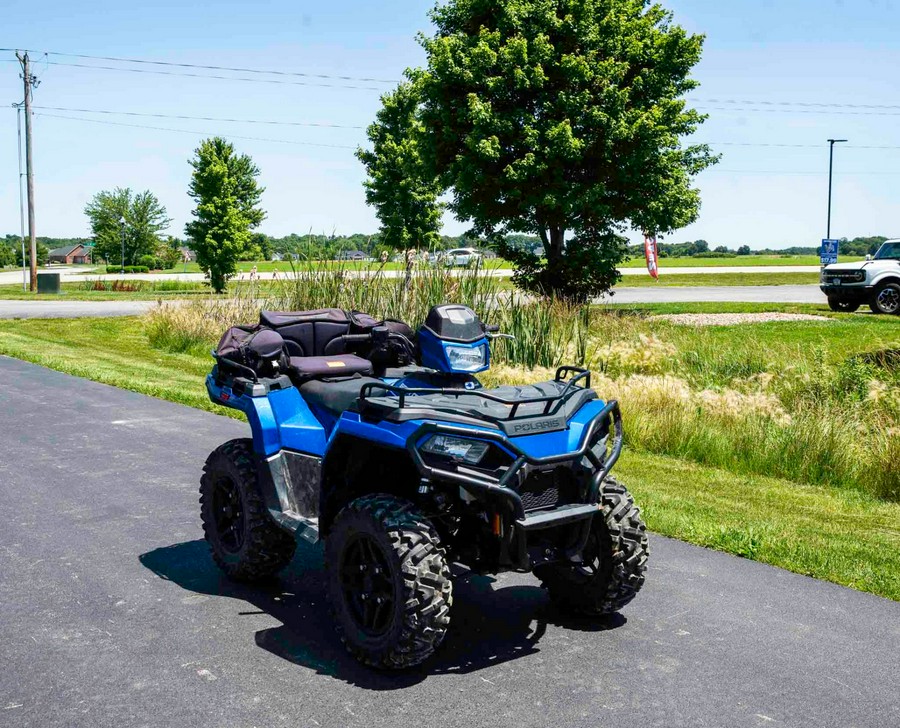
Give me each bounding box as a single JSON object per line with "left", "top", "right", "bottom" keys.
{"left": 544, "top": 227, "right": 565, "bottom": 296}
{"left": 547, "top": 227, "right": 565, "bottom": 262}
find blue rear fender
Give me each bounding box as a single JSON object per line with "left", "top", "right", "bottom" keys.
{"left": 206, "top": 375, "right": 327, "bottom": 458}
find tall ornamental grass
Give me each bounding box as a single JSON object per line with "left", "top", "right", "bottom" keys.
{"left": 142, "top": 262, "right": 900, "bottom": 503}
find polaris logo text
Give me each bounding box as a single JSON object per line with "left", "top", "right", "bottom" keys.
{"left": 512, "top": 419, "right": 563, "bottom": 433}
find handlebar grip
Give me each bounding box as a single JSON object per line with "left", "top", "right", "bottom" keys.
{"left": 484, "top": 324, "right": 500, "bottom": 333}
{"left": 342, "top": 334, "right": 372, "bottom": 343}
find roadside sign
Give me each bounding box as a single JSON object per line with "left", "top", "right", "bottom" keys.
{"left": 644, "top": 234, "right": 659, "bottom": 280}
{"left": 820, "top": 239, "right": 839, "bottom": 266}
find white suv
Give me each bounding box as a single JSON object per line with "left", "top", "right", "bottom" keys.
{"left": 820, "top": 240, "right": 900, "bottom": 314}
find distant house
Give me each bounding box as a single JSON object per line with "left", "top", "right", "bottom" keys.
{"left": 178, "top": 247, "right": 197, "bottom": 262}
{"left": 48, "top": 244, "right": 92, "bottom": 264}
{"left": 340, "top": 250, "right": 367, "bottom": 261}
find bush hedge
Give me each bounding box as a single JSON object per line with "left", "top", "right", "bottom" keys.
{"left": 106, "top": 265, "right": 149, "bottom": 274}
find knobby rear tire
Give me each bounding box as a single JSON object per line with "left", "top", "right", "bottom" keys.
{"left": 200, "top": 438, "right": 296, "bottom": 582}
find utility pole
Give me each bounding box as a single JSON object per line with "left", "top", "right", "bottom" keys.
{"left": 826, "top": 138, "right": 847, "bottom": 239}
{"left": 16, "top": 51, "right": 38, "bottom": 292}
{"left": 14, "top": 103, "right": 27, "bottom": 290}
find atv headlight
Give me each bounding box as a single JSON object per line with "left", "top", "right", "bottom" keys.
{"left": 422, "top": 435, "right": 489, "bottom": 464}
{"left": 444, "top": 344, "right": 486, "bottom": 372}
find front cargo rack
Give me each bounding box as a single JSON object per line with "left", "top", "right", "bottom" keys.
{"left": 359, "top": 366, "right": 593, "bottom": 422}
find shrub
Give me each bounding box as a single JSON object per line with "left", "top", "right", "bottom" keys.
{"left": 106, "top": 265, "right": 149, "bottom": 274}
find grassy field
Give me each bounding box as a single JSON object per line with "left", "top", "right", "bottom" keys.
{"left": 0, "top": 308, "right": 897, "bottom": 601}
{"left": 615, "top": 271, "right": 819, "bottom": 287}
{"left": 621, "top": 254, "right": 858, "bottom": 268}
{"left": 54, "top": 253, "right": 844, "bottom": 277}
{"left": 0, "top": 270, "right": 824, "bottom": 302}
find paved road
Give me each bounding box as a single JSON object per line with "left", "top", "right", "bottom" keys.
{"left": 0, "top": 285, "right": 827, "bottom": 319}
{"left": 1, "top": 356, "right": 896, "bottom": 728}
{"left": 0, "top": 264, "right": 821, "bottom": 287}
{"left": 0, "top": 299, "right": 158, "bottom": 319}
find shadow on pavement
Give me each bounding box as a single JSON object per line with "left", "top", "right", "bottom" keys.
{"left": 140, "top": 539, "right": 625, "bottom": 689}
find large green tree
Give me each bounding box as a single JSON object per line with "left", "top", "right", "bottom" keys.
{"left": 417, "top": 0, "right": 718, "bottom": 299}
{"left": 84, "top": 188, "right": 171, "bottom": 267}
{"left": 185, "top": 137, "right": 265, "bottom": 292}
{"left": 357, "top": 82, "right": 445, "bottom": 251}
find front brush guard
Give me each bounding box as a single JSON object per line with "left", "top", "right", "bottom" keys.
{"left": 407, "top": 400, "right": 623, "bottom": 570}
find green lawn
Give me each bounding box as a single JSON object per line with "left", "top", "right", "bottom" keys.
{"left": 70, "top": 254, "right": 845, "bottom": 276}
{"left": 621, "top": 254, "right": 859, "bottom": 268}
{"left": 615, "top": 271, "right": 820, "bottom": 287}
{"left": 0, "top": 271, "right": 824, "bottom": 302}
{"left": 0, "top": 312, "right": 897, "bottom": 601}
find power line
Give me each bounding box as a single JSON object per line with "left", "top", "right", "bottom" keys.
{"left": 37, "top": 113, "right": 897, "bottom": 169}
{"left": 34, "top": 112, "right": 358, "bottom": 149}
{"left": 706, "top": 168, "right": 898, "bottom": 176}
{"left": 694, "top": 104, "right": 900, "bottom": 117}
{"left": 706, "top": 141, "right": 900, "bottom": 150}
{"left": 690, "top": 97, "right": 900, "bottom": 111}
{"left": 1, "top": 48, "right": 399, "bottom": 84}
{"left": 39, "top": 60, "right": 387, "bottom": 91}
{"left": 32, "top": 105, "right": 364, "bottom": 129}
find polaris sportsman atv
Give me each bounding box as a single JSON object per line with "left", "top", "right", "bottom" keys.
{"left": 202, "top": 304, "right": 648, "bottom": 669}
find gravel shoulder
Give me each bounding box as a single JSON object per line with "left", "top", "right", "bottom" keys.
{"left": 654, "top": 312, "right": 833, "bottom": 326}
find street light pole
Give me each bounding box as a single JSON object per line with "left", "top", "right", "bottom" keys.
{"left": 826, "top": 138, "right": 847, "bottom": 239}
{"left": 119, "top": 216, "right": 126, "bottom": 274}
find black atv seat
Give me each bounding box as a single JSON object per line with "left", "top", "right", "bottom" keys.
{"left": 299, "top": 376, "right": 381, "bottom": 416}
{"left": 260, "top": 308, "right": 350, "bottom": 358}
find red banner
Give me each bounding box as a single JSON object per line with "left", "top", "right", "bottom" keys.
{"left": 644, "top": 234, "right": 659, "bottom": 280}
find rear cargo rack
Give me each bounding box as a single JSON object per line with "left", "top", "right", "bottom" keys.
{"left": 359, "top": 366, "right": 592, "bottom": 421}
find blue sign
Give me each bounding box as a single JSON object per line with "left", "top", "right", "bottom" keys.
{"left": 820, "top": 239, "right": 839, "bottom": 266}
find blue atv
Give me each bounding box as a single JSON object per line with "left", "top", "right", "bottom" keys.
{"left": 202, "top": 304, "right": 648, "bottom": 669}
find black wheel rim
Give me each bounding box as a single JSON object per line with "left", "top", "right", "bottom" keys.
{"left": 339, "top": 534, "right": 395, "bottom": 637}
{"left": 211, "top": 476, "right": 244, "bottom": 553}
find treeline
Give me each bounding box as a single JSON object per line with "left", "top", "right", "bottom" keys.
{"left": 3, "top": 231, "right": 893, "bottom": 269}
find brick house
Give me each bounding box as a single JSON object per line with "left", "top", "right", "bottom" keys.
{"left": 48, "top": 244, "right": 92, "bottom": 264}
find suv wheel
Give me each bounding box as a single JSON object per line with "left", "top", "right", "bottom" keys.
{"left": 870, "top": 282, "right": 900, "bottom": 315}
{"left": 827, "top": 297, "right": 860, "bottom": 313}
{"left": 325, "top": 494, "right": 452, "bottom": 669}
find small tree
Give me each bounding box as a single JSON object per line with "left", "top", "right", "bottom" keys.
{"left": 737, "top": 245, "right": 751, "bottom": 256}
{"left": 84, "top": 188, "right": 171, "bottom": 267}
{"left": 0, "top": 243, "right": 15, "bottom": 268}
{"left": 357, "top": 82, "right": 445, "bottom": 251}
{"left": 418, "top": 0, "right": 718, "bottom": 299}
{"left": 185, "top": 137, "right": 265, "bottom": 292}
{"left": 16, "top": 241, "right": 48, "bottom": 267}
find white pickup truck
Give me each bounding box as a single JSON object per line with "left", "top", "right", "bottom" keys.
{"left": 820, "top": 239, "right": 900, "bottom": 314}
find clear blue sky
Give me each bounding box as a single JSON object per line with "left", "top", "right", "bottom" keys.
{"left": 1, "top": 0, "right": 897, "bottom": 248}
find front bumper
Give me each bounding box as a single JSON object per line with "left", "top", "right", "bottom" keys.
{"left": 820, "top": 284, "right": 872, "bottom": 300}
{"left": 407, "top": 400, "right": 623, "bottom": 571}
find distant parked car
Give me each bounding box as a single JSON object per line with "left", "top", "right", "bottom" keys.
{"left": 820, "top": 239, "right": 900, "bottom": 314}
{"left": 444, "top": 247, "right": 482, "bottom": 267}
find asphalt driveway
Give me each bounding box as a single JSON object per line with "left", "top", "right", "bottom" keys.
{"left": 0, "top": 356, "right": 896, "bottom": 728}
